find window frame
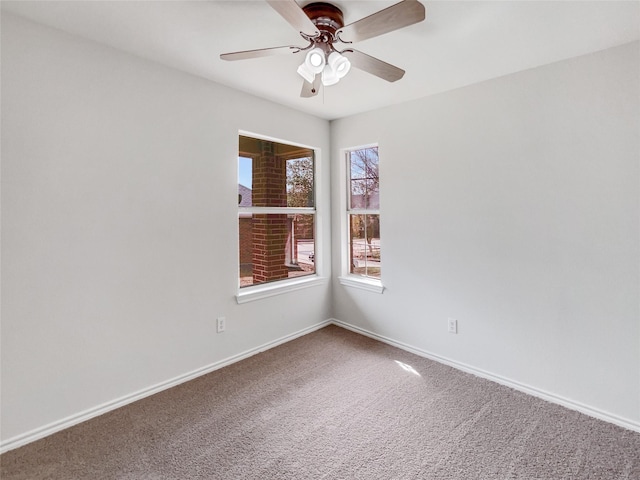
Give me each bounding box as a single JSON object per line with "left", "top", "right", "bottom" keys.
{"left": 236, "top": 131, "right": 326, "bottom": 304}
{"left": 339, "top": 143, "right": 384, "bottom": 294}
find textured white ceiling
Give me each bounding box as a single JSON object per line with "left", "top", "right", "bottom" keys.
{"left": 3, "top": 1, "right": 639, "bottom": 120}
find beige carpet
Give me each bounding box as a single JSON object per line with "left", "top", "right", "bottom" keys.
{"left": 1, "top": 325, "right": 639, "bottom": 479}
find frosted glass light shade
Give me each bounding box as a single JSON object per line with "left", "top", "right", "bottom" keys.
{"left": 305, "top": 48, "right": 326, "bottom": 73}
{"left": 321, "top": 65, "right": 339, "bottom": 86}
{"left": 327, "top": 52, "right": 351, "bottom": 79}
{"left": 297, "top": 63, "right": 316, "bottom": 83}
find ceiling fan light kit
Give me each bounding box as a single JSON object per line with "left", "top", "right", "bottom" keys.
{"left": 220, "top": 0, "right": 426, "bottom": 98}
{"left": 300, "top": 49, "right": 350, "bottom": 87}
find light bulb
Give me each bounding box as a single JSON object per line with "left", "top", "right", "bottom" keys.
{"left": 304, "top": 48, "right": 326, "bottom": 74}
{"left": 309, "top": 51, "right": 324, "bottom": 68}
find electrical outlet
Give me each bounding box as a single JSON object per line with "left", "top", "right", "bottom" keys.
{"left": 448, "top": 318, "right": 458, "bottom": 334}
{"left": 216, "top": 316, "right": 226, "bottom": 333}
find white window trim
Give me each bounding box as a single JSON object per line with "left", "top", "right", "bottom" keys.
{"left": 338, "top": 274, "right": 384, "bottom": 294}
{"left": 237, "top": 130, "right": 326, "bottom": 303}
{"left": 339, "top": 143, "right": 384, "bottom": 294}
{"left": 239, "top": 207, "right": 315, "bottom": 215}
{"left": 236, "top": 275, "right": 328, "bottom": 304}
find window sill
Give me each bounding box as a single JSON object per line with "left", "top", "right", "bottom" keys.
{"left": 338, "top": 275, "right": 385, "bottom": 294}
{"left": 236, "top": 275, "right": 328, "bottom": 304}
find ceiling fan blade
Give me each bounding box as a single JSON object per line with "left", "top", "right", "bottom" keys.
{"left": 337, "top": 0, "right": 426, "bottom": 43}
{"left": 300, "top": 76, "right": 321, "bottom": 98}
{"left": 220, "top": 45, "right": 299, "bottom": 61}
{"left": 266, "top": 0, "right": 320, "bottom": 36}
{"left": 342, "top": 49, "right": 405, "bottom": 82}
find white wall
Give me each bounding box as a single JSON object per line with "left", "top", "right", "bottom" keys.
{"left": 1, "top": 13, "right": 332, "bottom": 445}
{"left": 331, "top": 42, "right": 640, "bottom": 427}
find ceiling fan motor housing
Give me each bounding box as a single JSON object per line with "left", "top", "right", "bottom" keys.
{"left": 303, "top": 2, "right": 345, "bottom": 37}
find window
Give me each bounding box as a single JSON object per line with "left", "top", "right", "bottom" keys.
{"left": 346, "top": 146, "right": 381, "bottom": 284}
{"left": 238, "top": 135, "right": 317, "bottom": 294}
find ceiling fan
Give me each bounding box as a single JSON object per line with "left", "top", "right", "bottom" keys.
{"left": 220, "top": 0, "right": 426, "bottom": 97}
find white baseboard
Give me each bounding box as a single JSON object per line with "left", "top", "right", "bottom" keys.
{"left": 4, "top": 317, "right": 637, "bottom": 454}
{"left": 329, "top": 318, "right": 640, "bottom": 434}
{"left": 0, "top": 319, "right": 332, "bottom": 454}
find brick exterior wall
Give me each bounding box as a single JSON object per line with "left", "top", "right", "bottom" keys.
{"left": 293, "top": 215, "right": 314, "bottom": 240}
{"left": 251, "top": 140, "right": 288, "bottom": 284}
{"left": 238, "top": 217, "right": 253, "bottom": 266}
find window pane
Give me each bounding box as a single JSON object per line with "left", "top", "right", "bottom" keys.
{"left": 239, "top": 137, "right": 315, "bottom": 209}
{"left": 239, "top": 214, "right": 315, "bottom": 288}
{"left": 349, "top": 147, "right": 379, "bottom": 210}
{"left": 287, "top": 157, "right": 314, "bottom": 207}
{"left": 238, "top": 156, "right": 253, "bottom": 207}
{"left": 349, "top": 214, "right": 381, "bottom": 278}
